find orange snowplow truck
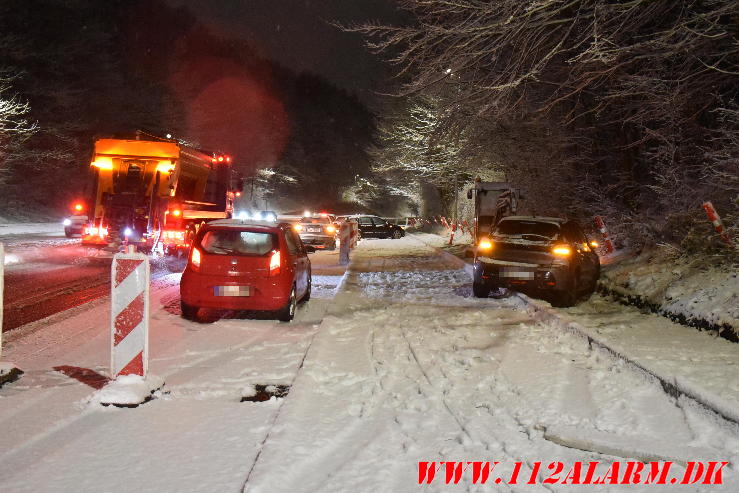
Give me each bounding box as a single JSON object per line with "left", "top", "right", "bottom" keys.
{"left": 82, "top": 133, "right": 241, "bottom": 254}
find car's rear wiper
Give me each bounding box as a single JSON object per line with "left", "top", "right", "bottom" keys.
{"left": 211, "top": 247, "right": 240, "bottom": 254}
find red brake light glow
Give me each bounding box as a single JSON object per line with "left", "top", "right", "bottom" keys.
{"left": 190, "top": 248, "right": 201, "bottom": 269}
{"left": 269, "top": 250, "right": 281, "bottom": 276}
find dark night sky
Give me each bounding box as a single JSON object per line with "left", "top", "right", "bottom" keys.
{"left": 166, "top": 0, "right": 403, "bottom": 107}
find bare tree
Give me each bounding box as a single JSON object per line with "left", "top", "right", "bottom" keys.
{"left": 352, "top": 0, "right": 739, "bottom": 250}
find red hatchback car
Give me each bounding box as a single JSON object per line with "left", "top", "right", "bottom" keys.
{"left": 180, "top": 219, "right": 313, "bottom": 322}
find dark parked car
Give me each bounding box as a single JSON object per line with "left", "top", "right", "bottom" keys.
{"left": 349, "top": 215, "right": 405, "bottom": 239}
{"left": 180, "top": 219, "right": 313, "bottom": 322}
{"left": 472, "top": 216, "right": 600, "bottom": 306}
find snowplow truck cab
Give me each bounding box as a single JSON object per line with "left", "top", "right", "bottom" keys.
{"left": 467, "top": 181, "right": 520, "bottom": 243}
{"left": 83, "top": 135, "right": 236, "bottom": 253}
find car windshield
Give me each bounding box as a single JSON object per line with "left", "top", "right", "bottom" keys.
{"left": 200, "top": 229, "right": 275, "bottom": 255}
{"left": 494, "top": 220, "right": 560, "bottom": 239}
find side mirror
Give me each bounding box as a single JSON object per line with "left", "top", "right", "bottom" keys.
{"left": 305, "top": 245, "right": 316, "bottom": 253}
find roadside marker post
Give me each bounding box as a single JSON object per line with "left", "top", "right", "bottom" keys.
{"left": 339, "top": 220, "right": 351, "bottom": 265}
{"left": 110, "top": 245, "right": 150, "bottom": 378}
{"left": 0, "top": 243, "right": 23, "bottom": 387}
{"left": 593, "top": 216, "right": 615, "bottom": 254}
{"left": 349, "top": 219, "right": 358, "bottom": 248}
{"left": 98, "top": 245, "right": 162, "bottom": 407}
{"left": 702, "top": 202, "right": 734, "bottom": 247}
{"left": 448, "top": 223, "right": 457, "bottom": 245}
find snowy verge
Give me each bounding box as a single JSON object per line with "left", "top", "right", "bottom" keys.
{"left": 599, "top": 248, "right": 738, "bottom": 338}
{"left": 518, "top": 292, "right": 739, "bottom": 425}
{"left": 414, "top": 233, "right": 739, "bottom": 426}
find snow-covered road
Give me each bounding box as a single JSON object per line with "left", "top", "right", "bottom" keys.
{"left": 1, "top": 235, "right": 737, "bottom": 492}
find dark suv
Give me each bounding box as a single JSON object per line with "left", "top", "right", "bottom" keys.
{"left": 472, "top": 216, "right": 600, "bottom": 306}
{"left": 349, "top": 215, "right": 405, "bottom": 239}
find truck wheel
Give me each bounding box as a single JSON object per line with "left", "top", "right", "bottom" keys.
{"left": 277, "top": 286, "right": 297, "bottom": 322}
{"left": 64, "top": 228, "right": 74, "bottom": 238}
{"left": 181, "top": 301, "right": 200, "bottom": 321}
{"left": 472, "top": 281, "right": 490, "bottom": 298}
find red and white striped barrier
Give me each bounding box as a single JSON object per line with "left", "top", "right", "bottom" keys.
{"left": 0, "top": 243, "right": 22, "bottom": 387}
{"left": 110, "top": 247, "right": 150, "bottom": 378}
{"left": 593, "top": 216, "right": 615, "bottom": 254}
{"left": 448, "top": 223, "right": 457, "bottom": 245}
{"left": 702, "top": 202, "right": 733, "bottom": 247}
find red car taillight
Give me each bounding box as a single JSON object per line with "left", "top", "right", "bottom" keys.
{"left": 190, "top": 248, "right": 202, "bottom": 270}
{"left": 269, "top": 250, "right": 281, "bottom": 276}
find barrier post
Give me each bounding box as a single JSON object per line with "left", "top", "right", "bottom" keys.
{"left": 110, "top": 245, "right": 150, "bottom": 379}
{"left": 593, "top": 216, "right": 615, "bottom": 254}
{"left": 702, "top": 202, "right": 733, "bottom": 247}
{"left": 349, "top": 219, "right": 358, "bottom": 248}
{"left": 338, "top": 220, "right": 351, "bottom": 265}
{"left": 0, "top": 243, "right": 23, "bottom": 387}
{"left": 98, "top": 245, "right": 163, "bottom": 406}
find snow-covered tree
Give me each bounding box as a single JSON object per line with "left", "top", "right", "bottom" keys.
{"left": 353, "top": 0, "right": 739, "bottom": 250}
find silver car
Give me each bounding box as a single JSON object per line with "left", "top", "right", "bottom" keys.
{"left": 294, "top": 216, "right": 337, "bottom": 250}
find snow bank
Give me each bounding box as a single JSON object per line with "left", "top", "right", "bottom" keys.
{"left": 599, "top": 249, "right": 738, "bottom": 337}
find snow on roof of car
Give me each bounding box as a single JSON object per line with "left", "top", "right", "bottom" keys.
{"left": 207, "top": 219, "right": 283, "bottom": 229}
{"left": 500, "top": 215, "right": 566, "bottom": 225}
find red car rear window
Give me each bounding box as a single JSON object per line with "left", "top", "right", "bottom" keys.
{"left": 199, "top": 229, "right": 276, "bottom": 256}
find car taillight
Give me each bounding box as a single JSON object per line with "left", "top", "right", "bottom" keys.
{"left": 190, "top": 248, "right": 201, "bottom": 269}
{"left": 99, "top": 227, "right": 108, "bottom": 237}
{"left": 269, "top": 250, "right": 281, "bottom": 276}
{"left": 88, "top": 227, "right": 98, "bottom": 236}
{"left": 552, "top": 245, "right": 572, "bottom": 256}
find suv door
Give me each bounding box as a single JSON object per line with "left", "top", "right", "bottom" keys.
{"left": 371, "top": 217, "right": 393, "bottom": 238}
{"left": 356, "top": 216, "right": 374, "bottom": 238}
{"left": 562, "top": 221, "right": 598, "bottom": 286}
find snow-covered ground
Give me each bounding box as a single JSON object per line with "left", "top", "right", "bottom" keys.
{"left": 1, "top": 235, "right": 737, "bottom": 492}
{"left": 598, "top": 248, "right": 738, "bottom": 335}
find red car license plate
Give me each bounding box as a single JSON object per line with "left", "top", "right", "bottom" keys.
{"left": 214, "top": 286, "right": 250, "bottom": 296}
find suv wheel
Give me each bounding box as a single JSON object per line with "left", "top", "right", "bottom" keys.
{"left": 472, "top": 280, "right": 490, "bottom": 298}
{"left": 554, "top": 276, "right": 579, "bottom": 307}
{"left": 392, "top": 229, "right": 403, "bottom": 239}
